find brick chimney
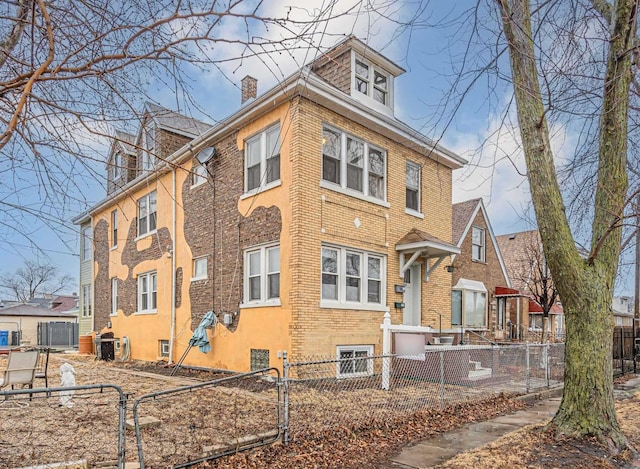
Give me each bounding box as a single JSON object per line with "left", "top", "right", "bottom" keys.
{"left": 241, "top": 75, "right": 257, "bottom": 104}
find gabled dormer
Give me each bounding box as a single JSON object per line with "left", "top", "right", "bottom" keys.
{"left": 134, "top": 103, "right": 211, "bottom": 177}
{"left": 309, "top": 36, "right": 405, "bottom": 116}
{"left": 106, "top": 130, "right": 136, "bottom": 195}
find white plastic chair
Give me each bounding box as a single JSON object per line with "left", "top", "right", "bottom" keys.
{"left": 0, "top": 350, "right": 39, "bottom": 390}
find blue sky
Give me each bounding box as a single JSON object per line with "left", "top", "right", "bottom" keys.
{"left": 1, "top": 0, "right": 635, "bottom": 297}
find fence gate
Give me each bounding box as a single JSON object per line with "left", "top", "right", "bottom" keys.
{"left": 133, "top": 368, "right": 281, "bottom": 468}
{"left": 38, "top": 321, "right": 79, "bottom": 347}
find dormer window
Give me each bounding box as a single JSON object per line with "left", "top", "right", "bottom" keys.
{"left": 112, "top": 152, "right": 121, "bottom": 179}
{"left": 142, "top": 125, "right": 156, "bottom": 171}
{"left": 353, "top": 55, "right": 391, "bottom": 109}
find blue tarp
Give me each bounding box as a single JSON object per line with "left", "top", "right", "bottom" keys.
{"left": 188, "top": 311, "right": 217, "bottom": 353}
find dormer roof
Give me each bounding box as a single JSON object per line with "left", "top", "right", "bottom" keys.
{"left": 309, "top": 35, "right": 405, "bottom": 77}
{"left": 144, "top": 102, "right": 211, "bottom": 138}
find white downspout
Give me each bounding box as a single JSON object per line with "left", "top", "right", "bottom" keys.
{"left": 168, "top": 168, "right": 177, "bottom": 364}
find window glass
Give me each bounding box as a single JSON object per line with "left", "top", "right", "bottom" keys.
{"left": 406, "top": 161, "right": 420, "bottom": 211}
{"left": 368, "top": 148, "right": 384, "bottom": 199}
{"left": 245, "top": 124, "right": 281, "bottom": 192}
{"left": 248, "top": 251, "right": 261, "bottom": 301}
{"left": 367, "top": 257, "right": 381, "bottom": 303}
{"left": 464, "top": 290, "right": 486, "bottom": 327}
{"left": 452, "top": 290, "right": 462, "bottom": 325}
{"left": 267, "top": 247, "right": 280, "bottom": 299}
{"left": 346, "top": 138, "right": 364, "bottom": 192}
{"left": 321, "top": 248, "right": 338, "bottom": 300}
{"left": 193, "top": 257, "right": 207, "bottom": 279}
{"left": 345, "top": 252, "right": 361, "bottom": 302}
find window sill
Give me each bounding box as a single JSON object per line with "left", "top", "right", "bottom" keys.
{"left": 405, "top": 208, "right": 424, "bottom": 219}
{"left": 240, "top": 299, "right": 282, "bottom": 309}
{"left": 135, "top": 230, "right": 157, "bottom": 242}
{"left": 320, "top": 301, "right": 388, "bottom": 312}
{"left": 320, "top": 180, "right": 390, "bottom": 208}
{"left": 191, "top": 181, "right": 207, "bottom": 190}
{"left": 190, "top": 276, "right": 208, "bottom": 282}
{"left": 471, "top": 259, "right": 487, "bottom": 265}
{"left": 241, "top": 180, "right": 281, "bottom": 200}
{"left": 135, "top": 310, "right": 158, "bottom": 315}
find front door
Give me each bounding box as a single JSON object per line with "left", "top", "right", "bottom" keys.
{"left": 403, "top": 264, "right": 421, "bottom": 326}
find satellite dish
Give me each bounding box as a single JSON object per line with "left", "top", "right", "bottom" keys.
{"left": 196, "top": 147, "right": 216, "bottom": 164}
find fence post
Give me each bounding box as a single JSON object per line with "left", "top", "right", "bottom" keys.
{"left": 546, "top": 342, "right": 550, "bottom": 387}
{"left": 440, "top": 350, "right": 445, "bottom": 408}
{"left": 381, "top": 310, "right": 391, "bottom": 391}
{"left": 282, "top": 351, "right": 290, "bottom": 445}
{"left": 620, "top": 327, "right": 625, "bottom": 375}
{"left": 117, "top": 388, "right": 127, "bottom": 469}
{"left": 526, "top": 343, "right": 530, "bottom": 393}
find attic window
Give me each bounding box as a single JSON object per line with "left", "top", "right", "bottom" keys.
{"left": 142, "top": 125, "right": 156, "bottom": 171}
{"left": 112, "top": 152, "right": 121, "bottom": 179}
{"left": 353, "top": 55, "right": 390, "bottom": 108}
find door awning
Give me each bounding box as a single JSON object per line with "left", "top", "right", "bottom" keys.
{"left": 395, "top": 228, "right": 460, "bottom": 280}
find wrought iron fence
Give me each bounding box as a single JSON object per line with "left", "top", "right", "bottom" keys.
{"left": 283, "top": 344, "right": 565, "bottom": 442}
{"left": 132, "top": 367, "right": 281, "bottom": 469}
{"left": 0, "top": 384, "right": 126, "bottom": 468}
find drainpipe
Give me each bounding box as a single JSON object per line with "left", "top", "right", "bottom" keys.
{"left": 168, "top": 168, "right": 177, "bottom": 365}
{"left": 516, "top": 297, "right": 521, "bottom": 340}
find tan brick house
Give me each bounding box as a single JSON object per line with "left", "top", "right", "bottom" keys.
{"left": 73, "top": 37, "right": 466, "bottom": 373}
{"left": 450, "top": 199, "right": 511, "bottom": 342}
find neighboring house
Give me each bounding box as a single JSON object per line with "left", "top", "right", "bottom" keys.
{"left": 612, "top": 296, "right": 634, "bottom": 327}
{"left": 0, "top": 304, "right": 77, "bottom": 346}
{"left": 73, "top": 36, "right": 466, "bottom": 374}
{"left": 450, "top": 199, "right": 511, "bottom": 342}
{"left": 496, "top": 230, "right": 565, "bottom": 340}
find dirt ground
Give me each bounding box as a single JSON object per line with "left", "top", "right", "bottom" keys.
{"left": 2, "top": 352, "right": 640, "bottom": 468}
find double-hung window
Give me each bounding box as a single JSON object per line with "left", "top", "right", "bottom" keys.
{"left": 137, "top": 271, "right": 157, "bottom": 313}
{"left": 245, "top": 124, "right": 281, "bottom": 192}
{"left": 142, "top": 125, "right": 155, "bottom": 171}
{"left": 111, "top": 210, "right": 118, "bottom": 248}
{"left": 81, "top": 226, "right": 92, "bottom": 261}
{"left": 244, "top": 245, "right": 280, "bottom": 305}
{"left": 112, "top": 152, "right": 121, "bottom": 179}
{"left": 322, "top": 126, "right": 386, "bottom": 202}
{"left": 111, "top": 278, "right": 118, "bottom": 316}
{"left": 321, "top": 246, "right": 385, "bottom": 308}
{"left": 138, "top": 191, "right": 157, "bottom": 237}
{"left": 354, "top": 56, "right": 390, "bottom": 107}
{"left": 81, "top": 284, "right": 92, "bottom": 317}
{"left": 471, "top": 226, "right": 486, "bottom": 262}
{"left": 406, "top": 161, "right": 420, "bottom": 213}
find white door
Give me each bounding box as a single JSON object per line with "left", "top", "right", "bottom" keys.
{"left": 403, "top": 264, "right": 421, "bottom": 326}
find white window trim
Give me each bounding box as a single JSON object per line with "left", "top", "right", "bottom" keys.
{"left": 191, "top": 162, "right": 208, "bottom": 188}
{"left": 350, "top": 52, "right": 394, "bottom": 115}
{"left": 111, "top": 210, "right": 118, "bottom": 249}
{"left": 241, "top": 244, "right": 280, "bottom": 307}
{"left": 406, "top": 160, "right": 421, "bottom": 214}
{"left": 81, "top": 226, "right": 92, "bottom": 262}
{"left": 321, "top": 125, "right": 388, "bottom": 204}
{"left": 471, "top": 226, "right": 486, "bottom": 262}
{"left": 112, "top": 152, "right": 121, "bottom": 179}
{"left": 136, "top": 271, "right": 158, "bottom": 315}
{"left": 240, "top": 180, "right": 282, "bottom": 200}
{"left": 137, "top": 191, "right": 157, "bottom": 239}
{"left": 244, "top": 123, "right": 281, "bottom": 194}
{"left": 191, "top": 256, "right": 208, "bottom": 282}
{"left": 111, "top": 278, "right": 118, "bottom": 316}
{"left": 405, "top": 208, "right": 424, "bottom": 219}
{"left": 452, "top": 287, "right": 487, "bottom": 329}
{"left": 336, "top": 345, "right": 374, "bottom": 378}
{"left": 81, "top": 284, "right": 92, "bottom": 318}
{"left": 159, "top": 340, "right": 170, "bottom": 357}
{"left": 320, "top": 245, "right": 386, "bottom": 309}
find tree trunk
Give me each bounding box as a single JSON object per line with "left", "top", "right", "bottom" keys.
{"left": 497, "top": 0, "right": 635, "bottom": 451}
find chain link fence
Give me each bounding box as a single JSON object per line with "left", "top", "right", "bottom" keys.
{"left": 133, "top": 368, "right": 281, "bottom": 469}
{"left": 0, "top": 384, "right": 126, "bottom": 468}
{"left": 283, "top": 344, "right": 565, "bottom": 442}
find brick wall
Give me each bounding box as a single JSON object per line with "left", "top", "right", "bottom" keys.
{"left": 451, "top": 209, "right": 509, "bottom": 333}
{"left": 311, "top": 50, "right": 351, "bottom": 94}
{"left": 181, "top": 133, "right": 282, "bottom": 331}
{"left": 288, "top": 97, "right": 454, "bottom": 360}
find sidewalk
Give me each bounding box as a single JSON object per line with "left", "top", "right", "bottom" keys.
{"left": 389, "top": 377, "right": 640, "bottom": 469}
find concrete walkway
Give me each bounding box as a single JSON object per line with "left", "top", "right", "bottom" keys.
{"left": 389, "top": 377, "right": 640, "bottom": 469}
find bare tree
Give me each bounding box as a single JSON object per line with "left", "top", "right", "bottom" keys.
{"left": 509, "top": 231, "right": 559, "bottom": 343}
{"left": 0, "top": 0, "right": 362, "bottom": 257}
{"left": 496, "top": 0, "right": 636, "bottom": 453}
{"left": 0, "top": 260, "right": 74, "bottom": 302}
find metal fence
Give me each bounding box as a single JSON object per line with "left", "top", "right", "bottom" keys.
{"left": 283, "top": 343, "right": 565, "bottom": 442}
{"left": 133, "top": 368, "right": 281, "bottom": 469}
{"left": 613, "top": 326, "right": 636, "bottom": 376}
{"left": 38, "top": 321, "right": 79, "bottom": 348}
{"left": 0, "top": 384, "right": 126, "bottom": 468}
